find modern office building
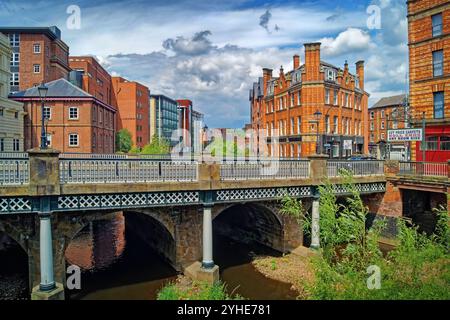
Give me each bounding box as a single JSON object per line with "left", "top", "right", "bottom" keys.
{"left": 10, "top": 78, "right": 116, "bottom": 153}
{"left": 408, "top": 0, "right": 450, "bottom": 162}
{"left": 250, "top": 42, "right": 369, "bottom": 158}
{"left": 112, "top": 77, "right": 150, "bottom": 149}
{"left": 0, "top": 33, "right": 25, "bottom": 152}
{"left": 149, "top": 94, "right": 179, "bottom": 146}
{"left": 369, "top": 94, "right": 409, "bottom": 160}
{"left": 0, "top": 26, "right": 70, "bottom": 93}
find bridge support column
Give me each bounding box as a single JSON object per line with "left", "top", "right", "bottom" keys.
{"left": 310, "top": 199, "right": 320, "bottom": 250}
{"left": 184, "top": 204, "right": 219, "bottom": 284}
{"left": 202, "top": 205, "right": 214, "bottom": 269}
{"left": 31, "top": 213, "right": 64, "bottom": 300}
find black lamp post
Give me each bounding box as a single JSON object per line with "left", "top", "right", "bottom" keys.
{"left": 38, "top": 83, "right": 49, "bottom": 150}
{"left": 313, "top": 109, "right": 322, "bottom": 154}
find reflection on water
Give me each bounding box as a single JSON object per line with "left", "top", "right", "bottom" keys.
{"left": 214, "top": 234, "right": 299, "bottom": 300}
{"left": 0, "top": 232, "right": 29, "bottom": 300}
{"left": 66, "top": 213, "right": 177, "bottom": 300}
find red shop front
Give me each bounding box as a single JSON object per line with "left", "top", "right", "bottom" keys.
{"left": 416, "top": 125, "right": 450, "bottom": 162}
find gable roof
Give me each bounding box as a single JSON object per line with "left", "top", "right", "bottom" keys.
{"left": 10, "top": 78, "right": 92, "bottom": 98}
{"left": 370, "top": 94, "right": 407, "bottom": 109}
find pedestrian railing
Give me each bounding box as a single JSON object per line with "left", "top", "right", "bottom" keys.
{"left": 59, "top": 158, "right": 199, "bottom": 184}
{"left": 0, "top": 157, "right": 29, "bottom": 186}
{"left": 399, "top": 162, "right": 448, "bottom": 178}
{"left": 327, "top": 160, "right": 385, "bottom": 177}
{"left": 220, "top": 159, "right": 310, "bottom": 181}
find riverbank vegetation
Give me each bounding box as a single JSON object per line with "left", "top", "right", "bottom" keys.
{"left": 278, "top": 170, "right": 450, "bottom": 300}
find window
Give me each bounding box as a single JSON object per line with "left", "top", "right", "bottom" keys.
{"left": 434, "top": 91, "right": 444, "bottom": 119}
{"left": 381, "top": 133, "right": 385, "bottom": 141}
{"left": 326, "top": 69, "right": 336, "bottom": 81}
{"left": 43, "top": 106, "right": 51, "bottom": 120}
{"left": 370, "top": 122, "right": 374, "bottom": 131}
{"left": 279, "top": 97, "right": 283, "bottom": 110}
{"left": 11, "top": 52, "right": 19, "bottom": 66}
{"left": 433, "top": 50, "right": 443, "bottom": 77}
{"left": 297, "top": 92, "right": 301, "bottom": 105}
{"left": 333, "top": 116, "right": 338, "bottom": 134}
{"left": 69, "top": 107, "right": 79, "bottom": 120}
{"left": 440, "top": 136, "right": 450, "bottom": 151}
{"left": 291, "top": 94, "right": 294, "bottom": 107}
{"left": 325, "top": 89, "right": 330, "bottom": 104}
{"left": 345, "top": 93, "right": 349, "bottom": 107}
{"left": 432, "top": 13, "right": 443, "bottom": 37}
{"left": 370, "top": 134, "right": 375, "bottom": 142}
{"left": 426, "top": 136, "right": 438, "bottom": 150}
{"left": 9, "top": 34, "right": 19, "bottom": 47}
{"left": 33, "top": 44, "right": 41, "bottom": 54}
{"left": 14, "top": 112, "right": 18, "bottom": 119}
{"left": 290, "top": 118, "right": 295, "bottom": 135}
{"left": 46, "top": 134, "right": 52, "bottom": 147}
{"left": 381, "top": 121, "right": 385, "bottom": 130}
{"left": 33, "top": 64, "right": 41, "bottom": 73}
{"left": 370, "top": 111, "right": 374, "bottom": 119}
{"left": 297, "top": 117, "right": 301, "bottom": 134}
{"left": 69, "top": 134, "right": 79, "bottom": 147}
{"left": 333, "top": 90, "right": 338, "bottom": 105}
{"left": 10, "top": 73, "right": 19, "bottom": 86}
{"left": 381, "top": 110, "right": 385, "bottom": 118}
{"left": 325, "top": 115, "right": 330, "bottom": 133}
{"left": 0, "top": 138, "right": 3, "bottom": 151}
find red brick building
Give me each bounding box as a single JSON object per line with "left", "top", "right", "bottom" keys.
{"left": 177, "top": 99, "right": 192, "bottom": 146}
{"left": 250, "top": 43, "right": 369, "bottom": 158}
{"left": 112, "top": 77, "right": 150, "bottom": 149}
{"left": 69, "top": 56, "right": 114, "bottom": 107}
{"left": 408, "top": 0, "right": 450, "bottom": 162}
{"left": 10, "top": 78, "right": 116, "bottom": 153}
{"left": 369, "top": 94, "right": 409, "bottom": 159}
{"left": 0, "top": 26, "right": 70, "bottom": 93}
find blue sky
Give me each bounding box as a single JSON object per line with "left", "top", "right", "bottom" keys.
{"left": 0, "top": 0, "right": 408, "bottom": 128}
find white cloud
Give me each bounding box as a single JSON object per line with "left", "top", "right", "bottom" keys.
{"left": 319, "top": 28, "right": 372, "bottom": 57}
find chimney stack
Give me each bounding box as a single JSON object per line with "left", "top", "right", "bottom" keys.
{"left": 304, "top": 42, "right": 321, "bottom": 81}
{"left": 262, "top": 68, "right": 273, "bottom": 95}
{"left": 356, "top": 60, "right": 364, "bottom": 90}
{"left": 293, "top": 55, "right": 300, "bottom": 69}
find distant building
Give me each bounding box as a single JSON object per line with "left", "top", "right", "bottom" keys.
{"left": 250, "top": 43, "right": 369, "bottom": 158}
{"left": 192, "top": 109, "right": 204, "bottom": 154}
{"left": 0, "top": 33, "right": 25, "bottom": 152}
{"left": 10, "top": 78, "right": 116, "bottom": 153}
{"left": 408, "top": 0, "right": 450, "bottom": 162}
{"left": 69, "top": 56, "right": 114, "bottom": 107}
{"left": 369, "top": 94, "right": 409, "bottom": 160}
{"left": 0, "top": 26, "right": 70, "bottom": 93}
{"left": 177, "top": 99, "right": 192, "bottom": 148}
{"left": 112, "top": 77, "right": 150, "bottom": 149}
{"left": 149, "top": 95, "right": 178, "bottom": 146}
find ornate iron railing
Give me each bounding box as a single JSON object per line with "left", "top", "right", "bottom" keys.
{"left": 220, "top": 160, "right": 310, "bottom": 181}
{"left": 399, "top": 162, "right": 448, "bottom": 178}
{"left": 0, "top": 158, "right": 29, "bottom": 186}
{"left": 327, "top": 160, "right": 385, "bottom": 177}
{"left": 59, "top": 159, "right": 199, "bottom": 184}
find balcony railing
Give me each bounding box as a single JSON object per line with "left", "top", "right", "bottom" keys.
{"left": 327, "top": 160, "right": 385, "bottom": 177}
{"left": 220, "top": 159, "right": 310, "bottom": 181}
{"left": 0, "top": 154, "right": 29, "bottom": 186}
{"left": 59, "top": 158, "right": 198, "bottom": 184}
{"left": 399, "top": 162, "right": 448, "bottom": 178}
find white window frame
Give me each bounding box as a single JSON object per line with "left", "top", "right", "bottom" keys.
{"left": 43, "top": 106, "right": 51, "bottom": 120}
{"left": 33, "top": 64, "right": 41, "bottom": 74}
{"left": 9, "top": 34, "right": 20, "bottom": 47}
{"left": 10, "top": 73, "right": 19, "bottom": 86}
{"left": 11, "top": 52, "right": 19, "bottom": 67}
{"left": 46, "top": 134, "right": 52, "bottom": 147}
{"left": 69, "top": 107, "right": 79, "bottom": 120}
{"left": 33, "top": 43, "right": 41, "bottom": 54}
{"left": 69, "top": 134, "right": 79, "bottom": 147}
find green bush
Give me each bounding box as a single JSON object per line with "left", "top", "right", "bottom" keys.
{"left": 157, "top": 281, "right": 242, "bottom": 300}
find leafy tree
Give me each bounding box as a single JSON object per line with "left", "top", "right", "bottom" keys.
{"left": 115, "top": 129, "right": 133, "bottom": 153}
{"left": 141, "top": 135, "right": 170, "bottom": 155}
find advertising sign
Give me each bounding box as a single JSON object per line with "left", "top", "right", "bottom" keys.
{"left": 387, "top": 129, "right": 423, "bottom": 142}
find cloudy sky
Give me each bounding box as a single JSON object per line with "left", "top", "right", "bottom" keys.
{"left": 0, "top": 0, "right": 408, "bottom": 128}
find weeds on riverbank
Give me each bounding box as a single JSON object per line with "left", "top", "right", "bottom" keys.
{"left": 281, "top": 169, "right": 450, "bottom": 300}
{"left": 157, "top": 280, "right": 242, "bottom": 300}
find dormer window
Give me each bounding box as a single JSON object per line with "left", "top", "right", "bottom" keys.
{"left": 326, "top": 69, "right": 336, "bottom": 81}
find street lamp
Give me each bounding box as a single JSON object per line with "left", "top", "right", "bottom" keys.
{"left": 313, "top": 109, "right": 322, "bottom": 154}
{"left": 38, "top": 82, "right": 49, "bottom": 150}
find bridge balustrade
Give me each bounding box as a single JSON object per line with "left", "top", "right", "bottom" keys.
{"left": 0, "top": 154, "right": 29, "bottom": 186}
{"left": 399, "top": 161, "right": 448, "bottom": 178}
{"left": 219, "top": 159, "right": 311, "bottom": 181}
{"left": 327, "top": 160, "right": 385, "bottom": 177}
{"left": 59, "top": 158, "right": 198, "bottom": 184}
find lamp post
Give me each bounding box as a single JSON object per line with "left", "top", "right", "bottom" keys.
{"left": 38, "top": 83, "right": 49, "bottom": 150}
{"left": 313, "top": 109, "right": 322, "bottom": 154}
